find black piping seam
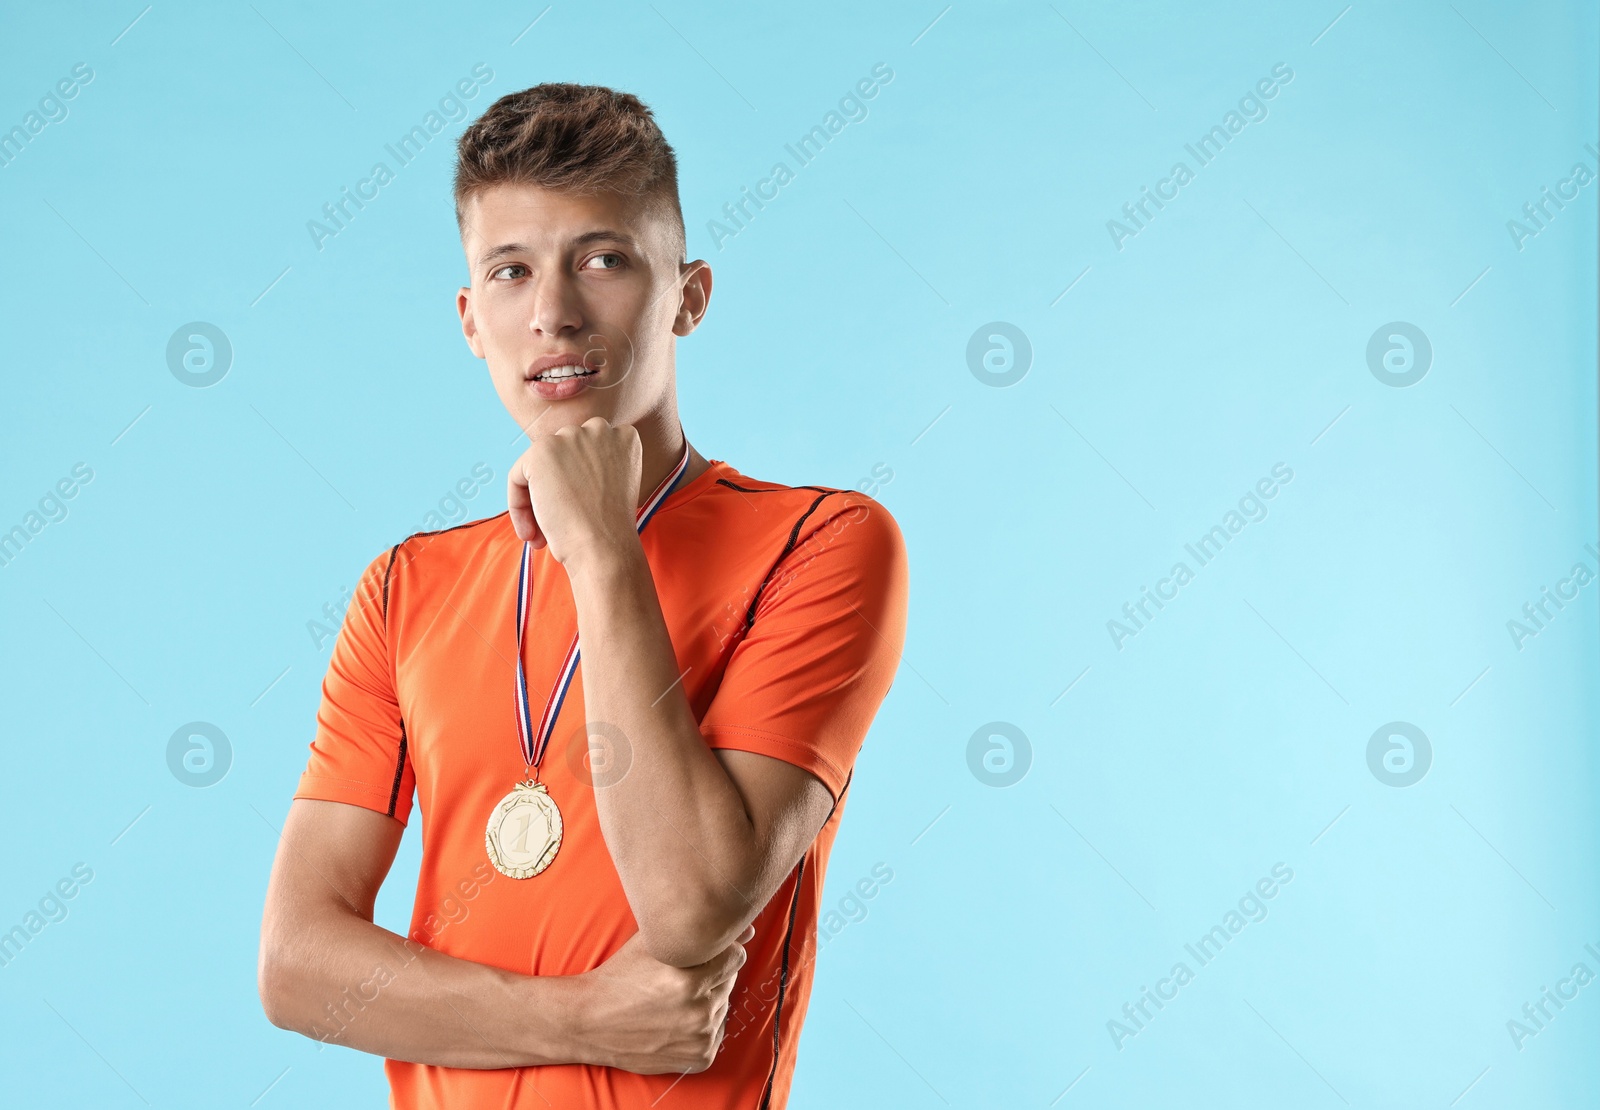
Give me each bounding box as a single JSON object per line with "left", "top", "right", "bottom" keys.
{"left": 742, "top": 490, "right": 841, "bottom": 631}
{"left": 380, "top": 542, "right": 407, "bottom": 818}
{"left": 380, "top": 543, "right": 401, "bottom": 621}
{"left": 377, "top": 514, "right": 499, "bottom": 821}
{"left": 715, "top": 478, "right": 839, "bottom": 495}
{"left": 758, "top": 852, "right": 808, "bottom": 1110}
{"left": 407, "top": 511, "right": 508, "bottom": 542}
{"left": 386, "top": 720, "right": 408, "bottom": 818}
{"left": 826, "top": 768, "right": 854, "bottom": 823}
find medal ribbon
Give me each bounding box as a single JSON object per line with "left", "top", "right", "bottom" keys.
{"left": 513, "top": 439, "right": 692, "bottom": 774}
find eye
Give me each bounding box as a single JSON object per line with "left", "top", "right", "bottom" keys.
{"left": 586, "top": 252, "right": 624, "bottom": 271}
{"left": 489, "top": 263, "right": 528, "bottom": 281}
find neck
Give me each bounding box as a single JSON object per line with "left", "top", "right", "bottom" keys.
{"left": 633, "top": 410, "right": 709, "bottom": 507}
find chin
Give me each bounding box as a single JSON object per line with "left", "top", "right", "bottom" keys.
{"left": 508, "top": 398, "right": 613, "bottom": 437}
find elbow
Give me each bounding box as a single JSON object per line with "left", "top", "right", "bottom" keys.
{"left": 635, "top": 897, "right": 745, "bottom": 968}
{"left": 636, "top": 927, "right": 725, "bottom": 970}
{"left": 256, "top": 929, "right": 304, "bottom": 1031}
{"left": 257, "top": 945, "right": 290, "bottom": 1029}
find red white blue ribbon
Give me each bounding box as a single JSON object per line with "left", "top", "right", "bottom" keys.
{"left": 513, "top": 439, "right": 692, "bottom": 771}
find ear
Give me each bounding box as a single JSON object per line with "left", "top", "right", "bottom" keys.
{"left": 672, "top": 260, "right": 712, "bottom": 338}
{"left": 457, "top": 286, "right": 485, "bottom": 359}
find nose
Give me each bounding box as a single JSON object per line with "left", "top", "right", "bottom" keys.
{"left": 526, "top": 269, "right": 584, "bottom": 338}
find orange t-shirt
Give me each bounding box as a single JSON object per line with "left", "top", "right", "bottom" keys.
{"left": 294, "top": 458, "right": 909, "bottom": 1109}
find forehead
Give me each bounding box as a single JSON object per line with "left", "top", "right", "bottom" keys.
{"left": 461, "top": 183, "right": 661, "bottom": 261}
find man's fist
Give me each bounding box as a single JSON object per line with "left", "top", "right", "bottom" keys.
{"left": 574, "top": 925, "right": 754, "bottom": 1074}
{"left": 508, "top": 417, "right": 643, "bottom": 566}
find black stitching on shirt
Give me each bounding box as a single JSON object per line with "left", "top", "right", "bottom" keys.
{"left": 742, "top": 491, "right": 840, "bottom": 630}
{"left": 381, "top": 543, "right": 406, "bottom": 818}
{"left": 758, "top": 853, "right": 808, "bottom": 1110}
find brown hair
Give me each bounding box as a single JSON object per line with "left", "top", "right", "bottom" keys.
{"left": 453, "top": 83, "right": 686, "bottom": 263}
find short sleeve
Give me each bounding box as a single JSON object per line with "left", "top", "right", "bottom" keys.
{"left": 293, "top": 545, "right": 416, "bottom": 824}
{"left": 699, "top": 496, "right": 909, "bottom": 801}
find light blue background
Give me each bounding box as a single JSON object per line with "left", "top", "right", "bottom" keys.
{"left": 1, "top": 1, "right": 1596, "bottom": 1107}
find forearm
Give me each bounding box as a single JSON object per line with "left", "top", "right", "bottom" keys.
{"left": 568, "top": 541, "right": 760, "bottom": 963}
{"left": 260, "top": 905, "right": 590, "bottom": 1068}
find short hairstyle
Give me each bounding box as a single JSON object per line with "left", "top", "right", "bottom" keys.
{"left": 453, "top": 83, "right": 687, "bottom": 264}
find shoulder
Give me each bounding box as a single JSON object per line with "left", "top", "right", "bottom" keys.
{"left": 710, "top": 471, "right": 908, "bottom": 646}
{"left": 706, "top": 464, "right": 906, "bottom": 579}
{"left": 392, "top": 511, "right": 508, "bottom": 566}
{"left": 794, "top": 488, "right": 905, "bottom": 569}
{"left": 352, "top": 512, "right": 510, "bottom": 616}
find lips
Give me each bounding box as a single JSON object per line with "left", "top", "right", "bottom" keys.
{"left": 532, "top": 366, "right": 597, "bottom": 388}
{"left": 522, "top": 353, "right": 599, "bottom": 401}
{"left": 524, "top": 352, "right": 602, "bottom": 400}
{"left": 526, "top": 352, "right": 601, "bottom": 383}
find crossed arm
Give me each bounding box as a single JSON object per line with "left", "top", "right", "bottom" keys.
{"left": 567, "top": 536, "right": 836, "bottom": 968}
{"left": 257, "top": 532, "right": 835, "bottom": 1068}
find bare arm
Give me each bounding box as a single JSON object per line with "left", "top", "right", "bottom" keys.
{"left": 506, "top": 419, "right": 867, "bottom": 970}
{"left": 258, "top": 798, "right": 749, "bottom": 1071}
{"left": 569, "top": 545, "right": 834, "bottom": 969}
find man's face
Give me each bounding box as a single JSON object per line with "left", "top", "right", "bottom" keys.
{"left": 456, "top": 183, "right": 707, "bottom": 437}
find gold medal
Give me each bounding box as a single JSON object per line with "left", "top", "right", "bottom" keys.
{"left": 485, "top": 779, "right": 563, "bottom": 879}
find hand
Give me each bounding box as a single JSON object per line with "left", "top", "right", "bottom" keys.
{"left": 507, "top": 418, "right": 642, "bottom": 566}
{"left": 572, "top": 924, "right": 753, "bottom": 1074}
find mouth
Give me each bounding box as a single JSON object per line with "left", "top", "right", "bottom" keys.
{"left": 529, "top": 362, "right": 600, "bottom": 384}
{"left": 526, "top": 355, "right": 602, "bottom": 400}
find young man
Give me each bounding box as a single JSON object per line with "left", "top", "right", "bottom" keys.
{"left": 257, "top": 83, "right": 909, "bottom": 1109}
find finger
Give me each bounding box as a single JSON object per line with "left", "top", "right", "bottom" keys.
{"left": 706, "top": 942, "right": 746, "bottom": 987}
{"left": 696, "top": 948, "right": 741, "bottom": 993}
{"left": 737, "top": 924, "right": 755, "bottom": 944}
{"left": 507, "top": 459, "right": 542, "bottom": 543}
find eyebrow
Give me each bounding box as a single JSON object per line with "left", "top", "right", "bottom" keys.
{"left": 477, "top": 230, "right": 640, "bottom": 267}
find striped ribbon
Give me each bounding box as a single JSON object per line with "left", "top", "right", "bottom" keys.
{"left": 513, "top": 438, "right": 692, "bottom": 771}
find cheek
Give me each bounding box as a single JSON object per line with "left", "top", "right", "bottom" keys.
{"left": 614, "top": 300, "right": 674, "bottom": 369}
{"left": 472, "top": 299, "right": 534, "bottom": 372}
{"left": 473, "top": 294, "right": 523, "bottom": 345}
